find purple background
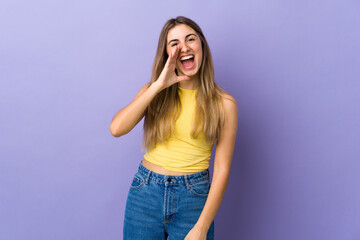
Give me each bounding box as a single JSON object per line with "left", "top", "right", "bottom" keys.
{"left": 1, "top": 1, "right": 359, "bottom": 239}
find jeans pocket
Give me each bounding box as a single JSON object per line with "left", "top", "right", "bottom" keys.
{"left": 189, "top": 178, "right": 210, "bottom": 198}
{"left": 129, "top": 173, "right": 145, "bottom": 190}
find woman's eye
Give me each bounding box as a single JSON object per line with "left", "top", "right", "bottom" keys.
{"left": 171, "top": 43, "right": 178, "bottom": 47}
{"left": 188, "top": 38, "right": 195, "bottom": 41}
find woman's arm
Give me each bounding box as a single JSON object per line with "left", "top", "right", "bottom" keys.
{"left": 109, "top": 82, "right": 162, "bottom": 137}
{"left": 110, "top": 44, "right": 189, "bottom": 138}
{"left": 185, "top": 94, "right": 238, "bottom": 239}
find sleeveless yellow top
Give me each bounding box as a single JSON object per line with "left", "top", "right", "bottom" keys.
{"left": 143, "top": 86, "right": 215, "bottom": 172}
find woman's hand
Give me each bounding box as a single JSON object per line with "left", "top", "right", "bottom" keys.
{"left": 184, "top": 225, "right": 207, "bottom": 240}
{"left": 155, "top": 45, "right": 191, "bottom": 91}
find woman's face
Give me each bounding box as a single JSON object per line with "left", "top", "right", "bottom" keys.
{"left": 166, "top": 24, "right": 203, "bottom": 77}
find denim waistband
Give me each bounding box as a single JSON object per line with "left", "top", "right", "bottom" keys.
{"left": 137, "top": 161, "right": 209, "bottom": 185}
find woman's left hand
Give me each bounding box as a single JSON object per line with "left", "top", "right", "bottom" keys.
{"left": 184, "top": 225, "right": 207, "bottom": 240}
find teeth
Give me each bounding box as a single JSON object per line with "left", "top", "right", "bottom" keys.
{"left": 180, "top": 55, "right": 194, "bottom": 61}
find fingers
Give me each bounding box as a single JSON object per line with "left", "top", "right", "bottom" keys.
{"left": 175, "top": 44, "right": 182, "bottom": 60}
{"left": 170, "top": 45, "right": 180, "bottom": 64}
{"left": 165, "top": 45, "right": 181, "bottom": 68}
{"left": 177, "top": 75, "right": 190, "bottom": 82}
{"left": 165, "top": 47, "right": 174, "bottom": 68}
{"left": 167, "top": 49, "right": 173, "bottom": 64}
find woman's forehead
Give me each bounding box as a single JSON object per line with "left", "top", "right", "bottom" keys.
{"left": 167, "top": 24, "right": 196, "bottom": 41}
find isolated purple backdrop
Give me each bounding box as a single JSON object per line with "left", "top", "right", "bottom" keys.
{"left": 1, "top": 0, "right": 359, "bottom": 239}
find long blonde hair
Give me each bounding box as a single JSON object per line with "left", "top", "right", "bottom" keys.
{"left": 142, "top": 16, "right": 226, "bottom": 152}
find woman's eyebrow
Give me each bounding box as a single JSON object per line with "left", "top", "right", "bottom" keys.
{"left": 168, "top": 33, "right": 197, "bottom": 45}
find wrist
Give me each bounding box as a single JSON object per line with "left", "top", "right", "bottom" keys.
{"left": 150, "top": 80, "right": 163, "bottom": 93}
{"left": 194, "top": 221, "right": 210, "bottom": 232}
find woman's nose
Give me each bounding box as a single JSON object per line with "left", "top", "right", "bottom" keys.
{"left": 179, "top": 42, "right": 190, "bottom": 52}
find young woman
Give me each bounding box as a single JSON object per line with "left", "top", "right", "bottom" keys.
{"left": 110, "top": 16, "right": 238, "bottom": 240}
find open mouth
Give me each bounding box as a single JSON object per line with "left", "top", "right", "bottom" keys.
{"left": 180, "top": 55, "right": 195, "bottom": 69}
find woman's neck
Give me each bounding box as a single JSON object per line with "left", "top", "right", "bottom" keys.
{"left": 178, "top": 73, "right": 200, "bottom": 90}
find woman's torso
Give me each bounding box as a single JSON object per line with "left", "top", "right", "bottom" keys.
{"left": 141, "top": 159, "right": 200, "bottom": 175}
{"left": 141, "top": 86, "right": 213, "bottom": 176}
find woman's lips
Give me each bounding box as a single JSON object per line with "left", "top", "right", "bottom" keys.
{"left": 182, "top": 60, "right": 195, "bottom": 69}
{"left": 179, "top": 56, "right": 195, "bottom": 70}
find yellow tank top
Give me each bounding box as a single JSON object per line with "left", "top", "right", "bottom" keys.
{"left": 143, "top": 86, "right": 215, "bottom": 172}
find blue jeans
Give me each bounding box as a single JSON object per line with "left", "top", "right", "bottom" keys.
{"left": 123, "top": 161, "right": 215, "bottom": 239}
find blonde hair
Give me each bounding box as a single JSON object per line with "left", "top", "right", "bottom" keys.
{"left": 142, "top": 16, "right": 226, "bottom": 152}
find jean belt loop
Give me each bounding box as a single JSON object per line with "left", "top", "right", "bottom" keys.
{"left": 184, "top": 175, "right": 191, "bottom": 190}
{"left": 145, "top": 170, "right": 151, "bottom": 185}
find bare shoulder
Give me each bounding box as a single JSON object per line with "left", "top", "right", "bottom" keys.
{"left": 220, "top": 89, "right": 238, "bottom": 107}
